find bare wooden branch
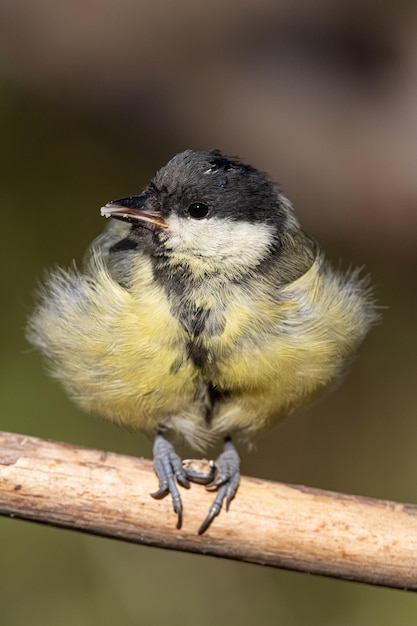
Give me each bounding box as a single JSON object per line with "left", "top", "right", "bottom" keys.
{"left": 0, "top": 430, "right": 416, "bottom": 589}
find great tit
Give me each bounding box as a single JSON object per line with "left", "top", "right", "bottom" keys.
{"left": 27, "top": 149, "right": 377, "bottom": 533}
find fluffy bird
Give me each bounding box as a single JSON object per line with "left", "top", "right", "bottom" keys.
{"left": 28, "top": 150, "right": 377, "bottom": 533}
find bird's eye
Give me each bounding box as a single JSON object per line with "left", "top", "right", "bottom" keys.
{"left": 188, "top": 202, "right": 209, "bottom": 219}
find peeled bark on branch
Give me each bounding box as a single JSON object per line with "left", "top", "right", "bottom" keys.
{"left": 0, "top": 430, "right": 416, "bottom": 590}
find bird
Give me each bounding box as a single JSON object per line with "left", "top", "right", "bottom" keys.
{"left": 27, "top": 149, "right": 377, "bottom": 533}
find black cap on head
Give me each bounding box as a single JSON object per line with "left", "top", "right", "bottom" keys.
{"left": 150, "top": 149, "right": 287, "bottom": 228}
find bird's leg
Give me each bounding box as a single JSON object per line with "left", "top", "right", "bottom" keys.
{"left": 150, "top": 433, "right": 190, "bottom": 529}
{"left": 197, "top": 436, "right": 240, "bottom": 534}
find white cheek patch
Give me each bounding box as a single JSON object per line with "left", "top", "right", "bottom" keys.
{"left": 166, "top": 214, "right": 275, "bottom": 271}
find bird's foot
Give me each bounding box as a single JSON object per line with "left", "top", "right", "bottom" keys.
{"left": 197, "top": 437, "right": 240, "bottom": 534}
{"left": 151, "top": 434, "right": 190, "bottom": 529}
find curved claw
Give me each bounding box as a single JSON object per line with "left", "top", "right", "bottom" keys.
{"left": 198, "top": 437, "right": 241, "bottom": 534}
{"left": 151, "top": 434, "right": 190, "bottom": 529}
{"left": 198, "top": 484, "right": 228, "bottom": 534}
{"left": 150, "top": 485, "right": 170, "bottom": 500}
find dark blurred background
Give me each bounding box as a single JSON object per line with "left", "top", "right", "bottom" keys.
{"left": 1, "top": 0, "right": 417, "bottom": 624}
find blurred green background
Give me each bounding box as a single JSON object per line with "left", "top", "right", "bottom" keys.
{"left": 1, "top": 1, "right": 417, "bottom": 624}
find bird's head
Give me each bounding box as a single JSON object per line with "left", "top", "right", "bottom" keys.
{"left": 101, "top": 149, "right": 301, "bottom": 278}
